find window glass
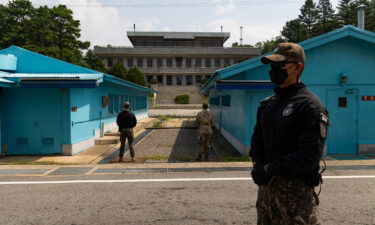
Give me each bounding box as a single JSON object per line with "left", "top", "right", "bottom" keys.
{"left": 157, "top": 58, "right": 163, "bottom": 68}
{"left": 186, "top": 75, "right": 192, "bottom": 85}
{"left": 205, "top": 58, "right": 211, "bottom": 68}
{"left": 176, "top": 76, "right": 182, "bottom": 85}
{"left": 167, "top": 75, "right": 173, "bottom": 85}
{"left": 127, "top": 58, "right": 133, "bottom": 67}
{"left": 107, "top": 58, "right": 113, "bottom": 67}
{"left": 147, "top": 58, "right": 153, "bottom": 67}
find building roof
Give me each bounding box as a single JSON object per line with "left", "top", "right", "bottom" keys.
{"left": 127, "top": 31, "right": 230, "bottom": 40}
{"left": 0, "top": 46, "right": 156, "bottom": 93}
{"left": 201, "top": 25, "right": 375, "bottom": 93}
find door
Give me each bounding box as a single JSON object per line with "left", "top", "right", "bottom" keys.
{"left": 327, "top": 89, "right": 358, "bottom": 154}
{"left": 6, "top": 89, "right": 62, "bottom": 154}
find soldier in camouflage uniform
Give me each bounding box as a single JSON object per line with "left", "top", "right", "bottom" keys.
{"left": 250, "top": 43, "right": 328, "bottom": 225}
{"left": 196, "top": 103, "right": 213, "bottom": 161}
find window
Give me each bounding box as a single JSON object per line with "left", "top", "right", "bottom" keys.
{"left": 176, "top": 57, "right": 183, "bottom": 68}
{"left": 109, "top": 94, "right": 114, "bottom": 113}
{"left": 186, "top": 75, "right": 192, "bottom": 85}
{"left": 195, "top": 58, "right": 201, "bottom": 67}
{"left": 147, "top": 58, "right": 153, "bottom": 67}
{"left": 157, "top": 58, "right": 163, "bottom": 68}
{"left": 205, "top": 58, "right": 211, "bottom": 68}
{"left": 176, "top": 75, "right": 182, "bottom": 85}
{"left": 224, "top": 58, "right": 230, "bottom": 67}
{"left": 339, "top": 97, "right": 347, "bottom": 108}
{"left": 167, "top": 75, "right": 173, "bottom": 85}
{"left": 107, "top": 58, "right": 113, "bottom": 67}
{"left": 167, "top": 58, "right": 173, "bottom": 67}
{"left": 215, "top": 58, "right": 221, "bottom": 67}
{"left": 222, "top": 95, "right": 231, "bottom": 107}
{"left": 146, "top": 75, "right": 153, "bottom": 83}
{"left": 209, "top": 97, "right": 220, "bottom": 105}
{"left": 137, "top": 58, "right": 143, "bottom": 67}
{"left": 195, "top": 75, "right": 202, "bottom": 83}
{"left": 157, "top": 75, "right": 163, "bottom": 84}
{"left": 186, "top": 58, "right": 192, "bottom": 68}
{"left": 127, "top": 58, "right": 133, "bottom": 67}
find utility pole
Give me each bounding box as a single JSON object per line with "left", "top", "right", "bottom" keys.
{"left": 240, "top": 26, "right": 243, "bottom": 46}
{"left": 221, "top": 26, "right": 223, "bottom": 32}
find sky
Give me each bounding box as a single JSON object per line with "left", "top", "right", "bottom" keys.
{"left": 0, "top": 0, "right": 341, "bottom": 48}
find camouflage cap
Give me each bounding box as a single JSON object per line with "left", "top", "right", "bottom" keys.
{"left": 261, "top": 42, "right": 305, "bottom": 64}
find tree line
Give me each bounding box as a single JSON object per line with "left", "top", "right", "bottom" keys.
{"left": 0, "top": 0, "right": 146, "bottom": 86}
{"left": 237, "top": 0, "right": 375, "bottom": 53}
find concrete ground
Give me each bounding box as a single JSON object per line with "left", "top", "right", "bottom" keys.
{"left": 0, "top": 117, "right": 374, "bottom": 168}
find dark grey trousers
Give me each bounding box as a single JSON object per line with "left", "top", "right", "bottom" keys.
{"left": 119, "top": 128, "right": 135, "bottom": 158}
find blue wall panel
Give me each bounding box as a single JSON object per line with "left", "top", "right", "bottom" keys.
{"left": 209, "top": 34, "right": 375, "bottom": 155}
{"left": 69, "top": 83, "right": 148, "bottom": 144}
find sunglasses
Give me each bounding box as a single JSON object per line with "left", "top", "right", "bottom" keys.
{"left": 270, "top": 61, "right": 298, "bottom": 69}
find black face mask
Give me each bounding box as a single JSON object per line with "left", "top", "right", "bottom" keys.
{"left": 269, "top": 67, "right": 288, "bottom": 85}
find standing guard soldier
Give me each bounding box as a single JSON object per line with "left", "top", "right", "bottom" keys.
{"left": 250, "top": 43, "right": 329, "bottom": 225}
{"left": 196, "top": 103, "right": 214, "bottom": 161}
{"left": 116, "top": 102, "right": 137, "bottom": 162}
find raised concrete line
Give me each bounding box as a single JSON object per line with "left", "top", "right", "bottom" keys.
{"left": 1, "top": 176, "right": 375, "bottom": 185}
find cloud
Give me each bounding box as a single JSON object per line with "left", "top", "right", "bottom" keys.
{"left": 212, "top": 0, "right": 234, "bottom": 15}
{"left": 203, "top": 19, "right": 281, "bottom": 46}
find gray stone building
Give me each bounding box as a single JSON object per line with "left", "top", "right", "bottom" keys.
{"left": 94, "top": 31, "right": 261, "bottom": 104}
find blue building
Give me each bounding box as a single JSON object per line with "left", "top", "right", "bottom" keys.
{"left": 0, "top": 46, "right": 155, "bottom": 155}
{"left": 201, "top": 25, "right": 375, "bottom": 156}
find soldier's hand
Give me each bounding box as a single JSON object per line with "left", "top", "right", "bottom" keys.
{"left": 251, "top": 162, "right": 271, "bottom": 186}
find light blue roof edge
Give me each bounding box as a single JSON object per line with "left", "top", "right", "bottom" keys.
{"left": 0, "top": 46, "right": 102, "bottom": 75}
{"left": 0, "top": 78, "right": 14, "bottom": 83}
{"left": 103, "top": 74, "right": 157, "bottom": 93}
{"left": 201, "top": 25, "right": 375, "bottom": 92}
{"left": 0, "top": 73, "right": 103, "bottom": 79}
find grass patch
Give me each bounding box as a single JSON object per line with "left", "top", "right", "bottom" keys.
{"left": 222, "top": 156, "right": 251, "bottom": 162}
{"left": 153, "top": 121, "right": 162, "bottom": 128}
{"left": 145, "top": 155, "right": 169, "bottom": 161}
{"left": 158, "top": 115, "right": 171, "bottom": 121}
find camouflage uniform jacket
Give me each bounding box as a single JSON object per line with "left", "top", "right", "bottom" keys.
{"left": 196, "top": 110, "right": 213, "bottom": 136}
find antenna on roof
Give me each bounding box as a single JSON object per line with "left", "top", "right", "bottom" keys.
{"left": 240, "top": 26, "right": 243, "bottom": 46}
{"left": 221, "top": 26, "right": 223, "bottom": 32}
{"left": 133, "top": 24, "right": 136, "bottom": 32}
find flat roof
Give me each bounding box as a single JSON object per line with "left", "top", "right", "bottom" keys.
{"left": 127, "top": 31, "right": 230, "bottom": 41}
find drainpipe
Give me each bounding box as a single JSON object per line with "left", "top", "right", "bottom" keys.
{"left": 357, "top": 5, "right": 366, "bottom": 30}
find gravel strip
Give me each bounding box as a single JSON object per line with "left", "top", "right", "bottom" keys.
{"left": 125, "top": 128, "right": 199, "bottom": 162}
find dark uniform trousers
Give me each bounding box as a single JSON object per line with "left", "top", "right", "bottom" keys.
{"left": 257, "top": 177, "right": 320, "bottom": 225}
{"left": 119, "top": 128, "right": 135, "bottom": 158}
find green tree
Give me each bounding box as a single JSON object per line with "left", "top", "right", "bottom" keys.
{"left": 255, "top": 36, "right": 285, "bottom": 54}
{"left": 0, "top": 0, "right": 90, "bottom": 65}
{"left": 84, "top": 49, "right": 107, "bottom": 73}
{"left": 126, "top": 67, "right": 146, "bottom": 86}
{"left": 316, "top": 0, "right": 340, "bottom": 34}
{"left": 337, "top": 0, "right": 357, "bottom": 26}
{"left": 231, "top": 42, "right": 254, "bottom": 47}
{"left": 108, "top": 61, "right": 127, "bottom": 80}
{"left": 299, "top": 0, "right": 319, "bottom": 35}
{"left": 368, "top": 0, "right": 375, "bottom": 31}
{"left": 281, "top": 19, "right": 310, "bottom": 43}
